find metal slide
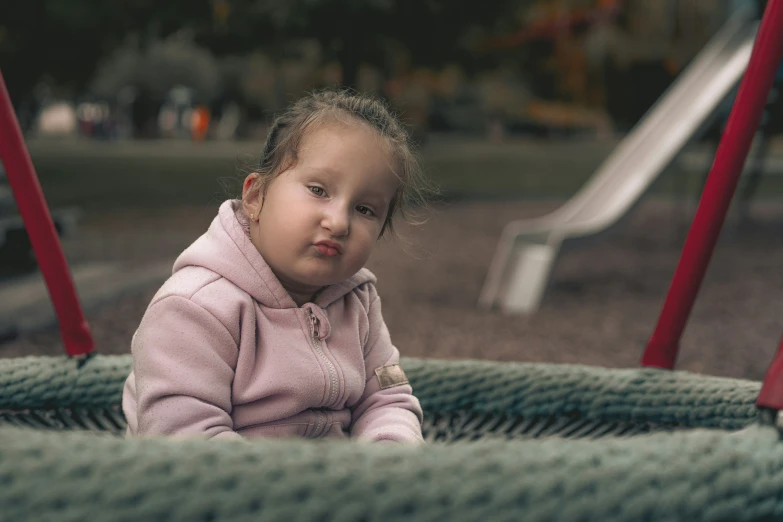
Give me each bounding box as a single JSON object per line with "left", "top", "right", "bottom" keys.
{"left": 478, "top": 6, "right": 760, "bottom": 314}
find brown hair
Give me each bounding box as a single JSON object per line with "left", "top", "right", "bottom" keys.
{"left": 243, "top": 88, "right": 435, "bottom": 239}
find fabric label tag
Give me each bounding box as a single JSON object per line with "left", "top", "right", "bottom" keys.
{"left": 374, "top": 364, "right": 409, "bottom": 389}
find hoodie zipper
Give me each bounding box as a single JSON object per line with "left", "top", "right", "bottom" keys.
{"left": 312, "top": 410, "right": 327, "bottom": 438}
{"left": 307, "top": 309, "right": 339, "bottom": 412}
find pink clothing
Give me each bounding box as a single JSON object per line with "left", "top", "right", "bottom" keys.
{"left": 122, "top": 200, "right": 423, "bottom": 443}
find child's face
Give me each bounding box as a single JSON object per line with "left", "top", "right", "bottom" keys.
{"left": 245, "top": 123, "right": 399, "bottom": 293}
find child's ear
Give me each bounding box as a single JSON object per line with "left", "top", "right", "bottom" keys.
{"left": 242, "top": 173, "right": 263, "bottom": 218}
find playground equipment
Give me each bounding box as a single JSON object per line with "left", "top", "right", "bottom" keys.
{"left": 1, "top": 2, "right": 783, "bottom": 519}
{"left": 479, "top": 4, "right": 761, "bottom": 314}
{"left": 0, "top": 164, "right": 80, "bottom": 276}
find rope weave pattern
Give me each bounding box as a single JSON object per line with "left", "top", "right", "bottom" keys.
{"left": 0, "top": 355, "right": 775, "bottom": 520}
{"left": 0, "top": 406, "right": 668, "bottom": 442}
{"left": 403, "top": 358, "right": 760, "bottom": 429}
{"left": 1, "top": 424, "right": 783, "bottom": 521}
{"left": 0, "top": 355, "right": 760, "bottom": 431}
{"left": 0, "top": 355, "right": 128, "bottom": 409}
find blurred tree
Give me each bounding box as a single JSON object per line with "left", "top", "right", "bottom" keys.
{"left": 0, "top": 0, "right": 525, "bottom": 105}
{"left": 0, "top": 0, "right": 214, "bottom": 105}
{"left": 252, "top": 0, "right": 395, "bottom": 88}
{"left": 251, "top": 0, "right": 521, "bottom": 88}
{"left": 92, "top": 33, "right": 221, "bottom": 103}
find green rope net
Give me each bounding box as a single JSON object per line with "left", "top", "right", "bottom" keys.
{"left": 2, "top": 355, "right": 779, "bottom": 521}
{"left": 0, "top": 355, "right": 760, "bottom": 437}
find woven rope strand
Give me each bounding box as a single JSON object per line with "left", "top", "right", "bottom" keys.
{"left": 1, "top": 425, "right": 783, "bottom": 521}
{"left": 0, "top": 355, "right": 776, "bottom": 520}
{"left": 0, "top": 356, "right": 761, "bottom": 430}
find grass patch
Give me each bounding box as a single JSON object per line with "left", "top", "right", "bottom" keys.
{"left": 21, "top": 139, "right": 783, "bottom": 211}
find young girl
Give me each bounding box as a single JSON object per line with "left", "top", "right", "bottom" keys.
{"left": 122, "top": 90, "right": 429, "bottom": 444}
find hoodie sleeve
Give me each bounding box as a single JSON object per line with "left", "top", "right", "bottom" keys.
{"left": 130, "top": 295, "right": 243, "bottom": 441}
{"left": 349, "top": 285, "right": 424, "bottom": 444}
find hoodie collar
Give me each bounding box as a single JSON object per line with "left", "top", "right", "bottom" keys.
{"left": 172, "top": 200, "right": 375, "bottom": 310}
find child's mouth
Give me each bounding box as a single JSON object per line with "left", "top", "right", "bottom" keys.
{"left": 315, "top": 244, "right": 340, "bottom": 257}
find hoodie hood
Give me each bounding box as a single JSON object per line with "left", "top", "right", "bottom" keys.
{"left": 173, "top": 200, "right": 376, "bottom": 309}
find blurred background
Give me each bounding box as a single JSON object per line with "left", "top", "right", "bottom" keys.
{"left": 1, "top": 0, "right": 782, "bottom": 380}
{"left": 3, "top": 0, "right": 739, "bottom": 140}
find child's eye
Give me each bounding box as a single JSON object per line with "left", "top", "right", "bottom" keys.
{"left": 309, "top": 186, "right": 325, "bottom": 197}
{"left": 356, "top": 206, "right": 375, "bottom": 217}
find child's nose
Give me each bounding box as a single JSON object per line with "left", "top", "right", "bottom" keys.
{"left": 322, "top": 205, "right": 350, "bottom": 236}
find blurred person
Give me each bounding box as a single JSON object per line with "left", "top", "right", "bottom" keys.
{"left": 36, "top": 101, "right": 77, "bottom": 137}
{"left": 122, "top": 89, "right": 433, "bottom": 444}
{"left": 214, "top": 101, "right": 241, "bottom": 141}
{"left": 191, "top": 105, "right": 210, "bottom": 141}
{"left": 158, "top": 86, "right": 195, "bottom": 139}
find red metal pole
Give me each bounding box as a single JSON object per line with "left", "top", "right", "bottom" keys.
{"left": 758, "top": 334, "right": 783, "bottom": 410}
{"left": 642, "top": 0, "right": 783, "bottom": 369}
{"left": 0, "top": 70, "right": 94, "bottom": 356}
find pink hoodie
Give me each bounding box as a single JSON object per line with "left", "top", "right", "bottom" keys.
{"left": 122, "top": 200, "right": 423, "bottom": 443}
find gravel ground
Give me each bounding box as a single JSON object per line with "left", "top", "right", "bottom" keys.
{"left": 2, "top": 198, "right": 782, "bottom": 381}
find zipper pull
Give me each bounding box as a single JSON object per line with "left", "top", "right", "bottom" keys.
{"left": 308, "top": 309, "right": 319, "bottom": 338}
